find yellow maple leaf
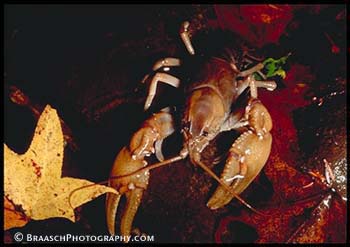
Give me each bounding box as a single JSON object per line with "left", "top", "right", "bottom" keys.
{"left": 4, "top": 105, "right": 117, "bottom": 230}
{"left": 4, "top": 197, "right": 29, "bottom": 230}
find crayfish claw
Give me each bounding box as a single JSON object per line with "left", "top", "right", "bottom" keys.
{"left": 207, "top": 130, "right": 272, "bottom": 209}
{"left": 155, "top": 139, "right": 165, "bottom": 162}
{"left": 120, "top": 189, "right": 144, "bottom": 241}
{"left": 208, "top": 100, "right": 273, "bottom": 210}
{"left": 106, "top": 192, "right": 121, "bottom": 236}
{"left": 106, "top": 111, "right": 175, "bottom": 241}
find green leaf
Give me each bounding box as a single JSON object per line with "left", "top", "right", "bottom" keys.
{"left": 253, "top": 73, "right": 263, "bottom": 81}
{"left": 274, "top": 69, "right": 287, "bottom": 79}
{"left": 261, "top": 53, "right": 291, "bottom": 79}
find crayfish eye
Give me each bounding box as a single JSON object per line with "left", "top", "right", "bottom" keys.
{"left": 202, "top": 130, "right": 209, "bottom": 137}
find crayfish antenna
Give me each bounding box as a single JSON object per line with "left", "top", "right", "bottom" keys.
{"left": 68, "top": 153, "right": 272, "bottom": 217}
{"left": 109, "top": 153, "right": 271, "bottom": 216}
{"left": 67, "top": 180, "right": 110, "bottom": 209}
{"left": 109, "top": 154, "right": 185, "bottom": 181}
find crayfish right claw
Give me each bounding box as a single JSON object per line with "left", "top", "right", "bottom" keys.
{"left": 207, "top": 100, "right": 273, "bottom": 210}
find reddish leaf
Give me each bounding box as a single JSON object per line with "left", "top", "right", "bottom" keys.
{"left": 258, "top": 63, "right": 315, "bottom": 164}
{"left": 214, "top": 156, "right": 331, "bottom": 243}
{"left": 286, "top": 194, "right": 346, "bottom": 243}
{"left": 214, "top": 5, "right": 294, "bottom": 47}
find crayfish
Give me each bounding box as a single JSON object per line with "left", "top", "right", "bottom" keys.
{"left": 105, "top": 21, "right": 278, "bottom": 242}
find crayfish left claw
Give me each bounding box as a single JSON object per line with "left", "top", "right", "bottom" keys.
{"left": 106, "top": 146, "right": 150, "bottom": 239}
{"left": 106, "top": 111, "right": 175, "bottom": 240}
{"left": 106, "top": 191, "right": 121, "bottom": 236}
{"left": 120, "top": 189, "right": 144, "bottom": 240}
{"left": 155, "top": 139, "right": 165, "bottom": 162}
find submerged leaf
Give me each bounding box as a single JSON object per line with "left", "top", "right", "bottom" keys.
{"left": 4, "top": 105, "right": 117, "bottom": 230}
{"left": 4, "top": 197, "right": 29, "bottom": 230}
